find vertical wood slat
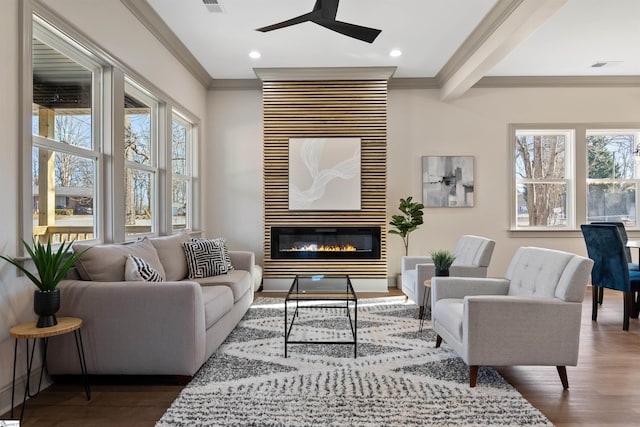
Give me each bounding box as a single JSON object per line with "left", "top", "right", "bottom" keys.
{"left": 263, "top": 80, "right": 388, "bottom": 279}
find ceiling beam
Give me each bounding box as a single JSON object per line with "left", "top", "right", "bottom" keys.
{"left": 438, "top": 0, "right": 568, "bottom": 101}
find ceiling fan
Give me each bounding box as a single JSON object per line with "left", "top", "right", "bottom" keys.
{"left": 255, "top": 0, "right": 382, "bottom": 44}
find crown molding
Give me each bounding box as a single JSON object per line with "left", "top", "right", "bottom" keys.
{"left": 388, "top": 78, "right": 440, "bottom": 89}
{"left": 209, "top": 79, "right": 262, "bottom": 90}
{"left": 254, "top": 67, "right": 396, "bottom": 81}
{"left": 474, "top": 75, "right": 640, "bottom": 88}
{"left": 206, "top": 75, "right": 640, "bottom": 91}
{"left": 120, "top": 0, "right": 213, "bottom": 88}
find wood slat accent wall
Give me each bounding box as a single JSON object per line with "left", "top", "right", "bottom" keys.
{"left": 262, "top": 80, "right": 388, "bottom": 279}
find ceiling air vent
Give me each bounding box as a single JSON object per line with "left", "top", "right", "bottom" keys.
{"left": 202, "top": 0, "right": 224, "bottom": 13}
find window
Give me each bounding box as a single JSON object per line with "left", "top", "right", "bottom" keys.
{"left": 513, "top": 129, "right": 574, "bottom": 229}
{"left": 171, "top": 111, "right": 193, "bottom": 231}
{"left": 23, "top": 8, "right": 200, "bottom": 246}
{"left": 512, "top": 125, "right": 640, "bottom": 231}
{"left": 586, "top": 130, "right": 640, "bottom": 227}
{"left": 124, "top": 80, "right": 159, "bottom": 237}
{"left": 31, "top": 18, "right": 101, "bottom": 243}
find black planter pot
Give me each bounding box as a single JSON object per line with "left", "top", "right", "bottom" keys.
{"left": 435, "top": 269, "right": 450, "bottom": 277}
{"left": 33, "top": 289, "right": 60, "bottom": 328}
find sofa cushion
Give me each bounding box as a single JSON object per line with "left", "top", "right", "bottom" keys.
{"left": 201, "top": 285, "right": 234, "bottom": 329}
{"left": 73, "top": 238, "right": 165, "bottom": 282}
{"left": 149, "top": 232, "right": 191, "bottom": 281}
{"left": 183, "top": 239, "right": 229, "bottom": 279}
{"left": 194, "top": 270, "right": 252, "bottom": 302}
{"left": 124, "top": 255, "right": 164, "bottom": 282}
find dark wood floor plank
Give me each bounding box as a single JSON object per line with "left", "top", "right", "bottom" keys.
{"left": 2, "top": 287, "right": 638, "bottom": 426}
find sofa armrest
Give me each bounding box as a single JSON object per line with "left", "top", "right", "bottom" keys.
{"left": 229, "top": 251, "right": 255, "bottom": 273}
{"left": 47, "top": 279, "right": 206, "bottom": 376}
{"left": 432, "top": 277, "right": 510, "bottom": 303}
{"left": 402, "top": 256, "right": 432, "bottom": 272}
{"left": 464, "top": 296, "right": 583, "bottom": 365}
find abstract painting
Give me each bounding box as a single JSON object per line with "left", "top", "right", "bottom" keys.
{"left": 422, "top": 156, "right": 474, "bottom": 207}
{"left": 289, "top": 138, "right": 361, "bottom": 211}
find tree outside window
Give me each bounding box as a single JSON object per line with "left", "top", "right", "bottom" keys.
{"left": 587, "top": 131, "right": 639, "bottom": 227}
{"left": 515, "top": 131, "right": 571, "bottom": 228}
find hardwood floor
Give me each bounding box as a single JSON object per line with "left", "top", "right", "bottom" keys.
{"left": 2, "top": 287, "right": 639, "bottom": 426}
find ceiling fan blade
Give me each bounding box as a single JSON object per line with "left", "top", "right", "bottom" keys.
{"left": 256, "top": 13, "right": 313, "bottom": 32}
{"left": 315, "top": 20, "right": 382, "bottom": 43}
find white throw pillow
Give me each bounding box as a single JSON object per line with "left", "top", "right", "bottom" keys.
{"left": 125, "top": 255, "right": 165, "bottom": 282}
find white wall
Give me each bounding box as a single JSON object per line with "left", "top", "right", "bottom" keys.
{"left": 207, "top": 84, "right": 640, "bottom": 279}
{"left": 0, "top": 0, "right": 208, "bottom": 414}
{"left": 205, "top": 89, "right": 264, "bottom": 262}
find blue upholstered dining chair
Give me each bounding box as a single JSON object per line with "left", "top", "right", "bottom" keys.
{"left": 581, "top": 224, "right": 640, "bottom": 330}
{"left": 589, "top": 221, "right": 638, "bottom": 304}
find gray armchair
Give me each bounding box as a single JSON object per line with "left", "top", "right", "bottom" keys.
{"left": 432, "top": 246, "right": 593, "bottom": 388}
{"left": 401, "top": 235, "right": 495, "bottom": 317}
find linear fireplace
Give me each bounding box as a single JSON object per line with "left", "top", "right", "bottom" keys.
{"left": 271, "top": 226, "right": 381, "bottom": 260}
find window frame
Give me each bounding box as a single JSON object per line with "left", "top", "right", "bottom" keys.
{"left": 511, "top": 124, "right": 640, "bottom": 232}
{"left": 511, "top": 126, "right": 576, "bottom": 231}
{"left": 30, "top": 14, "right": 104, "bottom": 244}
{"left": 20, "top": 2, "right": 201, "bottom": 251}
{"left": 123, "top": 78, "right": 160, "bottom": 239}
{"left": 171, "top": 110, "right": 194, "bottom": 232}
{"left": 585, "top": 128, "right": 640, "bottom": 227}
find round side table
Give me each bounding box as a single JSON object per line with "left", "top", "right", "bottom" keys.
{"left": 419, "top": 280, "right": 431, "bottom": 332}
{"left": 10, "top": 317, "right": 90, "bottom": 421}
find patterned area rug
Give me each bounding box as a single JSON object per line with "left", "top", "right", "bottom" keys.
{"left": 157, "top": 297, "right": 553, "bottom": 426}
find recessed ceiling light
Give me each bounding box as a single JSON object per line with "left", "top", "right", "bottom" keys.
{"left": 249, "top": 51, "right": 261, "bottom": 59}
{"left": 389, "top": 49, "right": 402, "bottom": 58}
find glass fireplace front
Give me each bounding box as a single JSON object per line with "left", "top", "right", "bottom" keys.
{"left": 271, "top": 226, "right": 381, "bottom": 260}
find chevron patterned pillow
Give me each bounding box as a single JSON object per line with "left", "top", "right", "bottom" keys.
{"left": 124, "top": 254, "right": 165, "bottom": 282}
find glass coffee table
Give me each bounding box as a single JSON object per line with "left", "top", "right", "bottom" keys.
{"left": 284, "top": 274, "right": 358, "bottom": 358}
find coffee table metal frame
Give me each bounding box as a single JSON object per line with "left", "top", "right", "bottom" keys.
{"left": 284, "top": 274, "right": 358, "bottom": 358}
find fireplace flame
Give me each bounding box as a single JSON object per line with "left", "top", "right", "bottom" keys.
{"left": 290, "top": 244, "right": 357, "bottom": 252}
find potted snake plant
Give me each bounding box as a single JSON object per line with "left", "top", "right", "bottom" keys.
{"left": 430, "top": 249, "right": 456, "bottom": 277}
{"left": 1, "top": 239, "right": 88, "bottom": 328}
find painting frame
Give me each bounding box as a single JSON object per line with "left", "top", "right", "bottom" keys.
{"left": 288, "top": 137, "right": 362, "bottom": 211}
{"left": 422, "top": 156, "right": 474, "bottom": 208}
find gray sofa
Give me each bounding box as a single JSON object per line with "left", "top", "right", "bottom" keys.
{"left": 47, "top": 232, "right": 254, "bottom": 377}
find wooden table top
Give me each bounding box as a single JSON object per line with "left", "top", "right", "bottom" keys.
{"left": 10, "top": 317, "right": 82, "bottom": 339}
{"left": 424, "top": 279, "right": 432, "bottom": 287}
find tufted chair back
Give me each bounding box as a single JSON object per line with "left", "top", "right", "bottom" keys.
{"left": 506, "top": 246, "right": 588, "bottom": 303}
{"left": 451, "top": 235, "right": 495, "bottom": 267}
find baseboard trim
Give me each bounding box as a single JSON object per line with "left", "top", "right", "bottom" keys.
{"left": 0, "top": 366, "right": 52, "bottom": 418}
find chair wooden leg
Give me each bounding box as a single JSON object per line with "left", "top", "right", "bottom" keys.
{"left": 469, "top": 366, "right": 478, "bottom": 387}
{"left": 404, "top": 295, "right": 409, "bottom": 303}
{"left": 418, "top": 305, "right": 424, "bottom": 320}
{"left": 632, "top": 291, "right": 640, "bottom": 319}
{"left": 592, "top": 286, "right": 599, "bottom": 321}
{"left": 598, "top": 286, "right": 604, "bottom": 304}
{"left": 435, "top": 335, "right": 442, "bottom": 348}
{"left": 556, "top": 366, "right": 569, "bottom": 389}
{"left": 624, "top": 292, "right": 632, "bottom": 331}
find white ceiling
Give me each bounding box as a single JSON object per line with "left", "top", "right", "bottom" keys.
{"left": 143, "top": 0, "right": 640, "bottom": 81}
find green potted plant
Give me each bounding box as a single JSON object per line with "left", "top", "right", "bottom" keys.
{"left": 1, "top": 239, "right": 88, "bottom": 328}
{"left": 389, "top": 196, "right": 425, "bottom": 256}
{"left": 430, "top": 249, "right": 456, "bottom": 276}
